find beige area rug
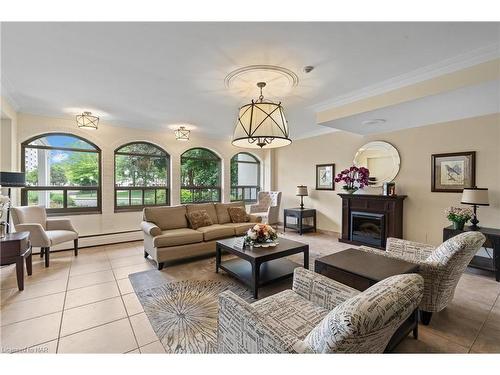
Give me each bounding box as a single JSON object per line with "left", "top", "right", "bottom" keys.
{"left": 129, "top": 272, "right": 253, "bottom": 353}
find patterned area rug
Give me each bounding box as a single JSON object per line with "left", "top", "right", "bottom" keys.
{"left": 130, "top": 272, "right": 253, "bottom": 353}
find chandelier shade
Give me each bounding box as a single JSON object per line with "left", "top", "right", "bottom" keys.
{"left": 231, "top": 82, "right": 292, "bottom": 149}
{"left": 76, "top": 111, "right": 99, "bottom": 130}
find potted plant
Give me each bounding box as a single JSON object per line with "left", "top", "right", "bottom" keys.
{"left": 334, "top": 166, "right": 370, "bottom": 194}
{"left": 445, "top": 206, "right": 473, "bottom": 230}
{"left": 244, "top": 223, "right": 278, "bottom": 247}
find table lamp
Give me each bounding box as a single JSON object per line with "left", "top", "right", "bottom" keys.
{"left": 461, "top": 187, "right": 489, "bottom": 230}
{"left": 296, "top": 185, "right": 308, "bottom": 209}
{"left": 0, "top": 172, "right": 26, "bottom": 234}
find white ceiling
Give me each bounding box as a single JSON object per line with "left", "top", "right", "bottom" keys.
{"left": 1, "top": 22, "right": 499, "bottom": 138}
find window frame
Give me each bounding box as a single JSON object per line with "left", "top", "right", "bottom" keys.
{"left": 21, "top": 132, "right": 102, "bottom": 215}
{"left": 230, "top": 152, "right": 261, "bottom": 204}
{"left": 180, "top": 147, "right": 222, "bottom": 204}
{"left": 114, "top": 141, "right": 171, "bottom": 212}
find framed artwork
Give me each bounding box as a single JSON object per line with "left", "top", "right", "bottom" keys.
{"left": 431, "top": 151, "right": 476, "bottom": 192}
{"left": 316, "top": 163, "right": 335, "bottom": 190}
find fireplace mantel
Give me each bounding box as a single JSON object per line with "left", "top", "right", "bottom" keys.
{"left": 338, "top": 193, "right": 406, "bottom": 249}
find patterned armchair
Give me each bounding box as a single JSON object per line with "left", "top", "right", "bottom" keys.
{"left": 218, "top": 267, "right": 423, "bottom": 353}
{"left": 249, "top": 191, "right": 282, "bottom": 225}
{"left": 11, "top": 205, "right": 79, "bottom": 267}
{"left": 358, "top": 231, "right": 485, "bottom": 324}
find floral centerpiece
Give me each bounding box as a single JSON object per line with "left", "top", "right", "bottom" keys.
{"left": 244, "top": 223, "right": 278, "bottom": 247}
{"left": 445, "top": 206, "right": 473, "bottom": 230}
{"left": 0, "top": 195, "right": 11, "bottom": 238}
{"left": 334, "top": 166, "right": 370, "bottom": 194}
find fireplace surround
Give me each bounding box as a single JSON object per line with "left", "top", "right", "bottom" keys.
{"left": 339, "top": 194, "right": 406, "bottom": 249}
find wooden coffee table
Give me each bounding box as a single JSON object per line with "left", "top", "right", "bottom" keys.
{"left": 315, "top": 248, "right": 419, "bottom": 352}
{"left": 216, "top": 237, "right": 309, "bottom": 299}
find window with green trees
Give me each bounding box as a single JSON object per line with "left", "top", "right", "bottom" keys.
{"left": 114, "top": 142, "right": 170, "bottom": 210}
{"left": 181, "top": 148, "right": 221, "bottom": 203}
{"left": 230, "top": 152, "right": 260, "bottom": 203}
{"left": 21, "top": 133, "right": 101, "bottom": 214}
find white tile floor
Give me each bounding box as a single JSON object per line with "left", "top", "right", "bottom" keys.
{"left": 0, "top": 241, "right": 159, "bottom": 353}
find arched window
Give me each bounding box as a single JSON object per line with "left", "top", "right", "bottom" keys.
{"left": 114, "top": 142, "right": 170, "bottom": 210}
{"left": 21, "top": 133, "right": 101, "bottom": 214}
{"left": 230, "top": 152, "right": 260, "bottom": 203}
{"left": 181, "top": 148, "right": 221, "bottom": 203}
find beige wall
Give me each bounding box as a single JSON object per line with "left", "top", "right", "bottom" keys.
{"left": 12, "top": 112, "right": 270, "bottom": 248}
{"left": 275, "top": 113, "right": 500, "bottom": 245}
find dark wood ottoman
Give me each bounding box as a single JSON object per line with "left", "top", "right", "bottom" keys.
{"left": 315, "top": 248, "right": 420, "bottom": 352}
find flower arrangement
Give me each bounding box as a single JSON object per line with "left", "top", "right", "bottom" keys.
{"left": 244, "top": 223, "right": 278, "bottom": 247}
{"left": 0, "top": 195, "right": 10, "bottom": 221}
{"left": 445, "top": 206, "right": 473, "bottom": 230}
{"left": 334, "top": 166, "right": 370, "bottom": 194}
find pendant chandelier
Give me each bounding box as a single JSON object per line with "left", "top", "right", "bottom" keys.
{"left": 231, "top": 82, "right": 292, "bottom": 149}
{"left": 76, "top": 111, "right": 99, "bottom": 130}
{"left": 174, "top": 126, "right": 190, "bottom": 141}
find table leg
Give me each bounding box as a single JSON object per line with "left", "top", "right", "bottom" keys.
{"left": 26, "top": 251, "right": 33, "bottom": 276}
{"left": 494, "top": 242, "right": 499, "bottom": 282}
{"left": 215, "top": 244, "right": 221, "bottom": 273}
{"left": 16, "top": 257, "right": 24, "bottom": 291}
{"left": 314, "top": 212, "right": 317, "bottom": 232}
{"left": 303, "top": 247, "right": 309, "bottom": 269}
{"left": 283, "top": 214, "right": 286, "bottom": 233}
{"left": 299, "top": 213, "right": 303, "bottom": 235}
{"left": 252, "top": 261, "right": 260, "bottom": 299}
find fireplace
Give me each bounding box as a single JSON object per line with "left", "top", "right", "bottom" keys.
{"left": 350, "top": 211, "right": 385, "bottom": 247}
{"left": 338, "top": 194, "right": 406, "bottom": 250}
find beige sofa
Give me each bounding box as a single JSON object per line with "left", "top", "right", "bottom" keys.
{"left": 141, "top": 202, "right": 262, "bottom": 269}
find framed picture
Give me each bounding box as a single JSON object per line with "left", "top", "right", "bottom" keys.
{"left": 431, "top": 151, "right": 476, "bottom": 192}
{"left": 316, "top": 163, "right": 335, "bottom": 190}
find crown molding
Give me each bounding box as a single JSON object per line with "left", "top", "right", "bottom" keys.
{"left": 312, "top": 43, "right": 500, "bottom": 112}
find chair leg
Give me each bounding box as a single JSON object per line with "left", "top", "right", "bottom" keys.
{"left": 157, "top": 262, "right": 164, "bottom": 270}
{"left": 74, "top": 238, "right": 79, "bottom": 256}
{"left": 40, "top": 249, "right": 44, "bottom": 258}
{"left": 144, "top": 250, "right": 148, "bottom": 259}
{"left": 420, "top": 311, "right": 433, "bottom": 325}
{"left": 44, "top": 247, "right": 50, "bottom": 268}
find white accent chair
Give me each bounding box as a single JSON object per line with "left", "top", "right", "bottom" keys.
{"left": 11, "top": 206, "right": 79, "bottom": 267}
{"left": 249, "top": 191, "right": 282, "bottom": 225}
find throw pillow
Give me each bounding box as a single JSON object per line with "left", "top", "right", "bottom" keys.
{"left": 186, "top": 209, "right": 213, "bottom": 229}
{"left": 228, "top": 207, "right": 250, "bottom": 223}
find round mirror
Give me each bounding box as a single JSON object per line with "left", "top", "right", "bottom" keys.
{"left": 353, "top": 141, "right": 400, "bottom": 187}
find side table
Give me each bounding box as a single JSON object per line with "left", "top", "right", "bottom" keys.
{"left": 0, "top": 232, "right": 32, "bottom": 290}
{"left": 283, "top": 208, "right": 316, "bottom": 235}
{"left": 443, "top": 225, "right": 500, "bottom": 282}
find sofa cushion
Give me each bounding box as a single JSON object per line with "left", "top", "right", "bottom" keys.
{"left": 252, "top": 289, "right": 329, "bottom": 340}
{"left": 152, "top": 228, "right": 203, "bottom": 248}
{"left": 143, "top": 205, "right": 188, "bottom": 230}
{"left": 221, "top": 222, "right": 255, "bottom": 236}
{"left": 228, "top": 207, "right": 249, "bottom": 223}
{"left": 195, "top": 224, "right": 235, "bottom": 241}
{"left": 186, "top": 203, "right": 218, "bottom": 224}
{"left": 215, "top": 202, "right": 245, "bottom": 224}
{"left": 186, "top": 209, "right": 213, "bottom": 230}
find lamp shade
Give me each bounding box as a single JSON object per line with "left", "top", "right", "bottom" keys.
{"left": 296, "top": 185, "right": 308, "bottom": 196}
{"left": 0, "top": 172, "right": 25, "bottom": 187}
{"left": 461, "top": 187, "right": 489, "bottom": 206}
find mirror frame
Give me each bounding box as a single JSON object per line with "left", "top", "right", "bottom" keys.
{"left": 353, "top": 141, "right": 401, "bottom": 187}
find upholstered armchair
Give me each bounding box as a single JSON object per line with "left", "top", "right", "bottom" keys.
{"left": 358, "top": 231, "right": 485, "bottom": 325}
{"left": 218, "top": 267, "right": 423, "bottom": 353}
{"left": 249, "top": 191, "right": 282, "bottom": 225}
{"left": 11, "top": 206, "right": 79, "bottom": 267}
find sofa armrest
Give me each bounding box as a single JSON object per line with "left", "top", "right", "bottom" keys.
{"left": 141, "top": 221, "right": 162, "bottom": 237}
{"left": 292, "top": 267, "right": 360, "bottom": 310}
{"left": 15, "top": 223, "right": 50, "bottom": 247}
{"left": 218, "top": 291, "right": 311, "bottom": 353}
{"left": 386, "top": 237, "right": 435, "bottom": 261}
{"left": 248, "top": 214, "right": 262, "bottom": 223}
{"left": 46, "top": 218, "right": 77, "bottom": 233}
{"left": 266, "top": 206, "right": 280, "bottom": 225}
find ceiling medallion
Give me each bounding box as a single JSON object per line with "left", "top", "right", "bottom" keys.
{"left": 231, "top": 81, "right": 292, "bottom": 149}
{"left": 76, "top": 111, "right": 99, "bottom": 130}
{"left": 174, "top": 126, "right": 190, "bottom": 141}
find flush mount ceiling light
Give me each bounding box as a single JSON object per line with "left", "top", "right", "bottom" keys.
{"left": 232, "top": 82, "right": 292, "bottom": 149}
{"left": 76, "top": 111, "right": 99, "bottom": 130}
{"left": 174, "top": 126, "right": 190, "bottom": 141}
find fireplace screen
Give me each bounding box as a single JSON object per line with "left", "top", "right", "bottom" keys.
{"left": 350, "top": 211, "right": 385, "bottom": 247}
